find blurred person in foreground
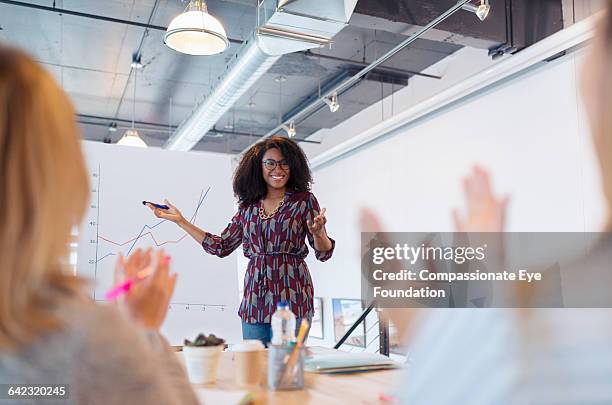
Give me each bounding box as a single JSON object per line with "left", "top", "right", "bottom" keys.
{"left": 0, "top": 46, "right": 198, "bottom": 404}
{"left": 360, "top": 4, "right": 612, "bottom": 402}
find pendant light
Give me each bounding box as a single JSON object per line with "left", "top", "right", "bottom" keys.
{"left": 117, "top": 57, "right": 147, "bottom": 148}
{"left": 164, "top": 0, "right": 229, "bottom": 56}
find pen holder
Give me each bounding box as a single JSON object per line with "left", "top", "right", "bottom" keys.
{"left": 267, "top": 344, "right": 304, "bottom": 390}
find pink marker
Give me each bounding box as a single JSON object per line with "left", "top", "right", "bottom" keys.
{"left": 105, "top": 268, "right": 152, "bottom": 301}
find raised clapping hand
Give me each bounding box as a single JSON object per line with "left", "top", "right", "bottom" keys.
{"left": 146, "top": 199, "right": 185, "bottom": 225}
{"left": 114, "top": 248, "right": 177, "bottom": 331}
{"left": 453, "top": 166, "right": 509, "bottom": 233}
{"left": 358, "top": 207, "right": 414, "bottom": 340}
{"left": 306, "top": 208, "right": 328, "bottom": 237}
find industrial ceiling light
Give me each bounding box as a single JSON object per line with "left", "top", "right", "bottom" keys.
{"left": 117, "top": 129, "right": 147, "bottom": 147}
{"left": 462, "top": 0, "right": 491, "bottom": 21}
{"left": 164, "top": 0, "right": 229, "bottom": 56}
{"left": 323, "top": 92, "right": 340, "bottom": 113}
{"left": 282, "top": 121, "right": 296, "bottom": 138}
{"left": 117, "top": 56, "right": 147, "bottom": 148}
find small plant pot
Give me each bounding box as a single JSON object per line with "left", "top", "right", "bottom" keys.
{"left": 183, "top": 345, "right": 223, "bottom": 384}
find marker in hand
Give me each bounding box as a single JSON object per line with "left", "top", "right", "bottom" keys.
{"left": 106, "top": 267, "right": 153, "bottom": 301}
{"left": 142, "top": 201, "right": 169, "bottom": 210}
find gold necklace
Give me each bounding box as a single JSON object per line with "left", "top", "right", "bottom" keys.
{"left": 259, "top": 196, "right": 285, "bottom": 220}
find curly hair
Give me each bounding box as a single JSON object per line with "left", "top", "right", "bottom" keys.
{"left": 233, "top": 136, "right": 312, "bottom": 205}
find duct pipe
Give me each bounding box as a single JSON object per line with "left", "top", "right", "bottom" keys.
{"left": 165, "top": 0, "right": 358, "bottom": 151}
{"left": 244, "top": 0, "right": 472, "bottom": 154}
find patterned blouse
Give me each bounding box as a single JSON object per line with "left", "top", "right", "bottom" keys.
{"left": 201, "top": 190, "right": 335, "bottom": 324}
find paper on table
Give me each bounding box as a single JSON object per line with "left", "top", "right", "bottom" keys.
{"left": 195, "top": 387, "right": 252, "bottom": 405}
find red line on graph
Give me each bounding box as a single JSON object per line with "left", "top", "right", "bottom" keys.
{"left": 98, "top": 234, "right": 141, "bottom": 246}
{"left": 98, "top": 232, "right": 189, "bottom": 247}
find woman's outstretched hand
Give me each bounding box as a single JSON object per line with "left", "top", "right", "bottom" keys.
{"left": 307, "top": 208, "right": 328, "bottom": 237}
{"left": 453, "top": 166, "right": 509, "bottom": 233}
{"left": 146, "top": 199, "right": 185, "bottom": 225}
{"left": 114, "top": 248, "right": 177, "bottom": 331}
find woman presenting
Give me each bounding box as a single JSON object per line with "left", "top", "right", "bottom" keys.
{"left": 148, "top": 136, "right": 334, "bottom": 344}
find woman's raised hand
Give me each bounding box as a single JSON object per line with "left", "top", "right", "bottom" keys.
{"left": 146, "top": 199, "right": 185, "bottom": 225}
{"left": 453, "top": 166, "right": 509, "bottom": 233}
{"left": 114, "top": 248, "right": 177, "bottom": 331}
{"left": 307, "top": 208, "right": 328, "bottom": 236}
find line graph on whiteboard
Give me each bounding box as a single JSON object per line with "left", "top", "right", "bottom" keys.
{"left": 82, "top": 164, "right": 227, "bottom": 313}
{"left": 94, "top": 187, "right": 209, "bottom": 264}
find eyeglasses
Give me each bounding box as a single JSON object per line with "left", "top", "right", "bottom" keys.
{"left": 262, "top": 158, "right": 289, "bottom": 171}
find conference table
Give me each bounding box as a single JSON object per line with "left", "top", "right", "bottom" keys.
{"left": 182, "top": 346, "right": 404, "bottom": 405}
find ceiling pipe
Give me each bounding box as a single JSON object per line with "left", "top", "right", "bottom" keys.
{"left": 239, "top": 0, "right": 473, "bottom": 154}
{"left": 76, "top": 114, "right": 321, "bottom": 144}
{"left": 164, "top": 0, "right": 358, "bottom": 151}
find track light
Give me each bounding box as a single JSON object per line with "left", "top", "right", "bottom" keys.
{"left": 323, "top": 92, "right": 340, "bottom": 113}
{"left": 462, "top": 0, "right": 490, "bottom": 21}
{"left": 281, "top": 121, "right": 296, "bottom": 137}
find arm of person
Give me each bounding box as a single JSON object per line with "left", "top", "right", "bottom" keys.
{"left": 75, "top": 304, "right": 199, "bottom": 405}
{"left": 305, "top": 193, "right": 335, "bottom": 260}
{"left": 177, "top": 218, "right": 206, "bottom": 245}
{"left": 146, "top": 200, "right": 205, "bottom": 244}
{"left": 199, "top": 209, "right": 243, "bottom": 258}
{"left": 147, "top": 200, "right": 242, "bottom": 257}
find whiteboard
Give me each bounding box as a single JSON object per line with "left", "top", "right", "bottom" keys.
{"left": 77, "top": 141, "right": 242, "bottom": 345}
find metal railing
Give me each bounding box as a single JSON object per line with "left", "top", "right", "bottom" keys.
{"left": 333, "top": 301, "right": 390, "bottom": 356}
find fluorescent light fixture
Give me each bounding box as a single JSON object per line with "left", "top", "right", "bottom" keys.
{"left": 164, "top": 0, "right": 229, "bottom": 56}
{"left": 462, "top": 0, "right": 490, "bottom": 21}
{"left": 117, "top": 129, "right": 147, "bottom": 147}
{"left": 323, "top": 92, "right": 340, "bottom": 112}
{"left": 282, "top": 121, "right": 296, "bottom": 137}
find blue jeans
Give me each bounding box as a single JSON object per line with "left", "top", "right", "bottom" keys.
{"left": 242, "top": 317, "right": 311, "bottom": 347}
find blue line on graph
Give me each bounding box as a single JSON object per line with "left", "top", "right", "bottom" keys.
{"left": 96, "top": 187, "right": 210, "bottom": 263}
{"left": 97, "top": 252, "right": 116, "bottom": 262}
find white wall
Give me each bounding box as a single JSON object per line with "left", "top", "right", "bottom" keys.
{"left": 305, "top": 49, "right": 608, "bottom": 348}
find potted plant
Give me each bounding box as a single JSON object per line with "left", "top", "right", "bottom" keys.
{"left": 183, "top": 333, "right": 226, "bottom": 384}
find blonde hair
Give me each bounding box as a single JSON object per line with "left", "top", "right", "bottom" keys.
{"left": 0, "top": 46, "right": 89, "bottom": 350}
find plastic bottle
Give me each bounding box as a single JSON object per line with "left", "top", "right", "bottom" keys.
{"left": 271, "top": 301, "right": 296, "bottom": 345}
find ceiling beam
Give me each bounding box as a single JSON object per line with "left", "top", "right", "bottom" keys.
{"left": 77, "top": 114, "right": 321, "bottom": 144}
{"left": 354, "top": 0, "right": 565, "bottom": 54}
{"left": 354, "top": 0, "right": 509, "bottom": 44}
{"left": 302, "top": 50, "right": 442, "bottom": 80}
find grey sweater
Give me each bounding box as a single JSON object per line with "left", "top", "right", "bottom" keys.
{"left": 0, "top": 300, "right": 199, "bottom": 405}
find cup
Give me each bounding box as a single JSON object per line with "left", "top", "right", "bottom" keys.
{"left": 232, "top": 340, "right": 265, "bottom": 387}
{"left": 268, "top": 344, "right": 305, "bottom": 390}
{"left": 183, "top": 345, "right": 223, "bottom": 384}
